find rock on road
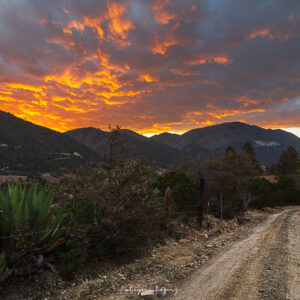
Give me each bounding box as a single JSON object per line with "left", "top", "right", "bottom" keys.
{"left": 174, "top": 208, "right": 300, "bottom": 300}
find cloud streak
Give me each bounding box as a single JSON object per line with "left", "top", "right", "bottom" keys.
{"left": 0, "top": 0, "right": 299, "bottom": 133}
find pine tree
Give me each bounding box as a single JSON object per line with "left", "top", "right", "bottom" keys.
{"left": 224, "top": 145, "right": 236, "bottom": 157}
{"left": 277, "top": 146, "right": 298, "bottom": 175}
{"left": 101, "top": 125, "right": 128, "bottom": 171}
{"left": 242, "top": 141, "right": 261, "bottom": 172}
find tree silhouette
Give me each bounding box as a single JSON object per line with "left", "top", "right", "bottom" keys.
{"left": 277, "top": 146, "right": 298, "bottom": 175}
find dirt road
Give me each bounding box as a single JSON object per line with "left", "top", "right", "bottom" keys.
{"left": 174, "top": 208, "right": 300, "bottom": 300}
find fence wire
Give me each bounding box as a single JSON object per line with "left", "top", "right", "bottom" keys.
{"left": 0, "top": 213, "right": 199, "bottom": 240}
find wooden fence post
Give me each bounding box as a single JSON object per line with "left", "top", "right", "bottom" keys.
{"left": 160, "top": 187, "right": 171, "bottom": 230}
{"left": 197, "top": 178, "right": 205, "bottom": 227}
{"left": 220, "top": 192, "right": 223, "bottom": 219}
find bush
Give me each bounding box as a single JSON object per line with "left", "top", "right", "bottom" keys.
{"left": 153, "top": 171, "right": 198, "bottom": 216}
{"left": 56, "top": 161, "right": 162, "bottom": 258}
{"left": 248, "top": 178, "right": 273, "bottom": 208}
{"left": 172, "top": 183, "right": 197, "bottom": 213}
{"left": 248, "top": 176, "right": 300, "bottom": 208}
{"left": 56, "top": 238, "right": 86, "bottom": 280}
{"left": 276, "top": 177, "right": 300, "bottom": 204}
{"left": 98, "top": 160, "right": 162, "bottom": 255}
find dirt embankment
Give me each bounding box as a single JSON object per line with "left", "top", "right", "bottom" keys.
{"left": 51, "top": 209, "right": 273, "bottom": 300}
{"left": 2, "top": 208, "right": 295, "bottom": 300}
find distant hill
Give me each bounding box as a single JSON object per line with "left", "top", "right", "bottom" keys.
{"left": 66, "top": 123, "right": 300, "bottom": 166}
{"left": 1, "top": 110, "right": 299, "bottom": 172}
{"left": 0, "top": 111, "right": 99, "bottom": 172}
{"left": 65, "top": 128, "right": 183, "bottom": 167}
{"left": 150, "top": 122, "right": 300, "bottom": 165}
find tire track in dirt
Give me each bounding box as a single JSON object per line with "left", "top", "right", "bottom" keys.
{"left": 174, "top": 209, "right": 299, "bottom": 300}
{"left": 218, "top": 209, "right": 290, "bottom": 300}
{"left": 287, "top": 210, "right": 300, "bottom": 300}
{"left": 256, "top": 212, "right": 289, "bottom": 300}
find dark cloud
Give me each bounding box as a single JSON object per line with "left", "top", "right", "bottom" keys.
{"left": 0, "top": 0, "right": 299, "bottom": 134}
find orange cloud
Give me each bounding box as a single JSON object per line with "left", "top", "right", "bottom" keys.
{"left": 185, "top": 56, "right": 233, "bottom": 66}
{"left": 6, "top": 83, "right": 43, "bottom": 93}
{"left": 63, "top": 20, "right": 85, "bottom": 35}
{"left": 249, "top": 28, "right": 271, "bottom": 39}
{"left": 248, "top": 28, "right": 291, "bottom": 42}
{"left": 107, "top": 2, "right": 135, "bottom": 40}
{"left": 82, "top": 16, "right": 104, "bottom": 38}
{"left": 213, "top": 57, "right": 232, "bottom": 64}
{"left": 170, "top": 67, "right": 198, "bottom": 76}
{"left": 152, "top": 0, "right": 175, "bottom": 24}
{"left": 152, "top": 36, "right": 177, "bottom": 55}
{"left": 138, "top": 73, "right": 159, "bottom": 83}
{"left": 185, "top": 58, "right": 207, "bottom": 65}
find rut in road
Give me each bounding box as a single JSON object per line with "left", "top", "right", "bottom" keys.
{"left": 287, "top": 210, "right": 300, "bottom": 299}
{"left": 173, "top": 209, "right": 300, "bottom": 300}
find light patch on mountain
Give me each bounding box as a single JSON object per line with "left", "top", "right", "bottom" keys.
{"left": 254, "top": 140, "right": 280, "bottom": 147}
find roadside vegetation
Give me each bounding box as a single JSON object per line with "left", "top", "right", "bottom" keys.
{"left": 0, "top": 126, "right": 299, "bottom": 291}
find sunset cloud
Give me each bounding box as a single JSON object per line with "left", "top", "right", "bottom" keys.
{"left": 0, "top": 0, "right": 299, "bottom": 135}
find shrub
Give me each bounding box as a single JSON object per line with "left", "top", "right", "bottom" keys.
{"left": 57, "top": 161, "right": 162, "bottom": 258}
{"left": 248, "top": 176, "right": 300, "bottom": 208}
{"left": 172, "top": 183, "right": 197, "bottom": 213}
{"left": 248, "top": 178, "right": 273, "bottom": 208}
{"left": 276, "top": 176, "right": 300, "bottom": 204}
{"left": 56, "top": 238, "right": 86, "bottom": 280}
{"left": 153, "top": 171, "right": 198, "bottom": 215}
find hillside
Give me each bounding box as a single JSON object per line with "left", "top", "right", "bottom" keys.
{"left": 0, "top": 111, "right": 99, "bottom": 172}
{"left": 66, "top": 123, "right": 300, "bottom": 166}
{"left": 65, "top": 127, "right": 184, "bottom": 167}
{"left": 150, "top": 122, "right": 300, "bottom": 165}
{"left": 1, "top": 111, "right": 299, "bottom": 170}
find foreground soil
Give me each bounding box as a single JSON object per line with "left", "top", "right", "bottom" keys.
{"left": 2, "top": 207, "right": 298, "bottom": 300}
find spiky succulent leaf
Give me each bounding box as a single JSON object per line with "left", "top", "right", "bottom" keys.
{"left": 0, "top": 182, "right": 65, "bottom": 257}
{"left": 0, "top": 252, "right": 12, "bottom": 283}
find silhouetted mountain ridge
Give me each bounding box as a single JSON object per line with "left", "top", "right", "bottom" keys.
{"left": 149, "top": 122, "right": 300, "bottom": 165}
{"left": 66, "top": 122, "right": 300, "bottom": 166}
{"left": 0, "top": 111, "right": 99, "bottom": 172}
{"left": 66, "top": 127, "right": 183, "bottom": 167}
{"left": 1, "top": 110, "right": 299, "bottom": 171}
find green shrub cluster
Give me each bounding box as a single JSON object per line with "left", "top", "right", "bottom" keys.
{"left": 249, "top": 176, "right": 300, "bottom": 208}
{"left": 153, "top": 171, "right": 198, "bottom": 217}
{"left": 56, "top": 160, "right": 161, "bottom": 261}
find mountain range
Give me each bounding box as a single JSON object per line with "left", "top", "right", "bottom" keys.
{"left": 1, "top": 110, "right": 300, "bottom": 172}
{"left": 66, "top": 127, "right": 183, "bottom": 167}
{"left": 149, "top": 122, "right": 300, "bottom": 165}
{"left": 66, "top": 122, "right": 300, "bottom": 166}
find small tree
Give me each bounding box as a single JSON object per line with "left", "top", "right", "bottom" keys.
{"left": 243, "top": 141, "right": 261, "bottom": 172}
{"left": 153, "top": 171, "right": 197, "bottom": 215}
{"left": 277, "top": 146, "right": 298, "bottom": 175}
{"left": 225, "top": 145, "right": 236, "bottom": 157}
{"left": 59, "top": 125, "right": 161, "bottom": 257}
{"left": 205, "top": 146, "right": 258, "bottom": 217}
{"left": 101, "top": 125, "right": 128, "bottom": 171}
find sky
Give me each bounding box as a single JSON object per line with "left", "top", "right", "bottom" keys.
{"left": 0, "top": 0, "right": 299, "bottom": 136}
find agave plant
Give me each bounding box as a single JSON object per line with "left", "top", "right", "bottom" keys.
{"left": 0, "top": 182, "right": 65, "bottom": 254}
{"left": 0, "top": 252, "right": 12, "bottom": 283}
